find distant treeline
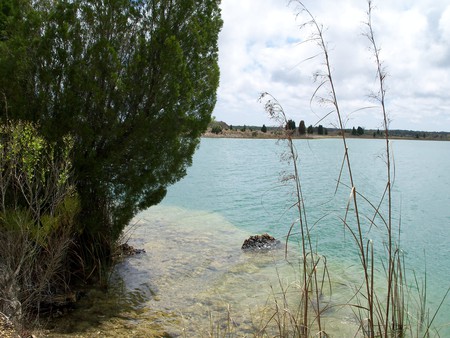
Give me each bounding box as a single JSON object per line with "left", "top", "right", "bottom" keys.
{"left": 219, "top": 122, "right": 450, "bottom": 140}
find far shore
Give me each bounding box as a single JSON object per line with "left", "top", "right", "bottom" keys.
{"left": 202, "top": 129, "right": 450, "bottom": 141}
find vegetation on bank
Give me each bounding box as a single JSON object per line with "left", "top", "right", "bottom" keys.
{"left": 0, "top": 0, "right": 222, "bottom": 331}
{"left": 0, "top": 121, "right": 78, "bottom": 330}
{"left": 0, "top": 0, "right": 447, "bottom": 336}
{"left": 206, "top": 121, "right": 450, "bottom": 141}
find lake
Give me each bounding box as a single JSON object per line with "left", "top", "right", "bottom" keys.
{"left": 49, "top": 137, "right": 450, "bottom": 337}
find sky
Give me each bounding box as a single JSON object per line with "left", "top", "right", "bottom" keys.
{"left": 214, "top": 0, "right": 450, "bottom": 132}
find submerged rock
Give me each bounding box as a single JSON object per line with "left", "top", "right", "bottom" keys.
{"left": 118, "top": 243, "right": 146, "bottom": 256}
{"left": 241, "top": 233, "right": 281, "bottom": 251}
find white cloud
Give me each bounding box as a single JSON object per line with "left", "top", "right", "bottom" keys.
{"left": 439, "top": 6, "right": 450, "bottom": 42}
{"left": 214, "top": 0, "right": 450, "bottom": 131}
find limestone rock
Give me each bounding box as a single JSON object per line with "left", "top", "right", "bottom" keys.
{"left": 241, "top": 233, "right": 281, "bottom": 251}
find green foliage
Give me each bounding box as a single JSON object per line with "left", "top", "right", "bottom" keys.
{"left": 211, "top": 124, "right": 222, "bottom": 134}
{"left": 0, "top": 119, "right": 78, "bottom": 322}
{"left": 307, "top": 125, "right": 314, "bottom": 134}
{"left": 0, "top": 192, "right": 79, "bottom": 322}
{"left": 0, "top": 208, "right": 33, "bottom": 232}
{"left": 0, "top": 120, "right": 73, "bottom": 219}
{"left": 261, "top": 124, "right": 267, "bottom": 133}
{"left": 0, "top": 0, "right": 223, "bottom": 267}
{"left": 285, "top": 119, "right": 296, "bottom": 130}
{"left": 35, "top": 192, "right": 79, "bottom": 242}
{"left": 7, "top": 192, "right": 79, "bottom": 249}
{"left": 298, "top": 120, "right": 306, "bottom": 135}
{"left": 0, "top": 119, "right": 76, "bottom": 237}
{"left": 317, "top": 124, "right": 324, "bottom": 135}
{"left": 352, "top": 126, "right": 365, "bottom": 136}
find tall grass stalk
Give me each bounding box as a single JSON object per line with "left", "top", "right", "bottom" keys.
{"left": 289, "top": 0, "right": 403, "bottom": 335}
{"left": 259, "top": 0, "right": 448, "bottom": 336}
{"left": 364, "top": 2, "right": 399, "bottom": 335}
{"left": 259, "top": 92, "right": 330, "bottom": 337}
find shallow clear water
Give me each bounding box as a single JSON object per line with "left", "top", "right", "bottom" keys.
{"left": 49, "top": 138, "right": 450, "bottom": 337}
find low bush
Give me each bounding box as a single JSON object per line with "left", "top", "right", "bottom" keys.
{"left": 211, "top": 124, "right": 223, "bottom": 134}
{"left": 0, "top": 120, "right": 78, "bottom": 327}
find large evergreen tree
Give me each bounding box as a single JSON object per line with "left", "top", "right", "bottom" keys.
{"left": 0, "top": 0, "right": 222, "bottom": 270}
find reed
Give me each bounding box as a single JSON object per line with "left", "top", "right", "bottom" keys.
{"left": 259, "top": 92, "right": 331, "bottom": 337}
{"left": 258, "top": 1, "right": 448, "bottom": 336}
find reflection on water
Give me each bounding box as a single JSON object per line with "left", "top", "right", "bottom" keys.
{"left": 47, "top": 206, "right": 367, "bottom": 337}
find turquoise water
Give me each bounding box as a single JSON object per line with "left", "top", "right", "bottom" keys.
{"left": 49, "top": 137, "right": 450, "bottom": 337}
{"left": 160, "top": 137, "right": 450, "bottom": 334}
{"left": 166, "top": 138, "right": 450, "bottom": 264}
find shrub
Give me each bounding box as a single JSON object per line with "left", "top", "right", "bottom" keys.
{"left": 211, "top": 124, "right": 222, "bottom": 134}
{"left": 0, "top": 120, "right": 77, "bottom": 325}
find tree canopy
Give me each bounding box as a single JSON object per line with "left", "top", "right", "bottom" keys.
{"left": 286, "top": 119, "right": 296, "bottom": 130}
{"left": 0, "top": 0, "right": 222, "bottom": 265}
{"left": 317, "top": 124, "right": 324, "bottom": 135}
{"left": 298, "top": 120, "right": 306, "bottom": 135}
